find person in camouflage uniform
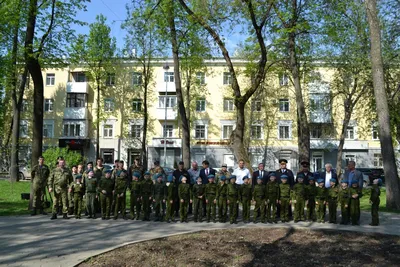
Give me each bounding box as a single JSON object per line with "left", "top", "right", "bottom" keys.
{"left": 141, "top": 171, "right": 154, "bottom": 221}
{"left": 30, "top": 156, "right": 50, "bottom": 216}
{"left": 94, "top": 158, "right": 106, "bottom": 213}
{"left": 279, "top": 175, "right": 291, "bottom": 223}
{"left": 216, "top": 175, "right": 228, "bottom": 223}
{"left": 191, "top": 176, "right": 205, "bottom": 222}
{"left": 67, "top": 165, "right": 79, "bottom": 215}
{"left": 85, "top": 170, "right": 98, "bottom": 219}
{"left": 165, "top": 175, "right": 176, "bottom": 223}
{"left": 178, "top": 177, "right": 190, "bottom": 222}
{"left": 215, "top": 163, "right": 231, "bottom": 184}
{"left": 253, "top": 176, "right": 266, "bottom": 223}
{"left": 349, "top": 180, "right": 362, "bottom": 225}
{"left": 370, "top": 178, "right": 382, "bottom": 226}
{"left": 227, "top": 176, "right": 240, "bottom": 224}
{"left": 338, "top": 179, "right": 350, "bottom": 225}
{"left": 305, "top": 177, "right": 317, "bottom": 222}
{"left": 328, "top": 178, "right": 339, "bottom": 223}
{"left": 292, "top": 173, "right": 306, "bottom": 222}
{"left": 153, "top": 173, "right": 165, "bottom": 221}
{"left": 129, "top": 171, "right": 142, "bottom": 220}
{"left": 315, "top": 179, "right": 328, "bottom": 223}
{"left": 205, "top": 174, "right": 218, "bottom": 223}
{"left": 48, "top": 159, "right": 72, "bottom": 220}
{"left": 98, "top": 169, "right": 114, "bottom": 220}
{"left": 69, "top": 175, "right": 85, "bottom": 219}
{"left": 240, "top": 176, "right": 252, "bottom": 223}
{"left": 129, "top": 158, "right": 144, "bottom": 181}
{"left": 266, "top": 173, "right": 279, "bottom": 223}
{"left": 113, "top": 167, "right": 129, "bottom": 220}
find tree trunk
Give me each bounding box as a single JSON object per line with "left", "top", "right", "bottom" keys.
{"left": 336, "top": 107, "right": 352, "bottom": 177}
{"left": 25, "top": 0, "right": 44, "bottom": 169}
{"left": 365, "top": 0, "right": 400, "bottom": 210}
{"left": 233, "top": 101, "right": 252, "bottom": 173}
{"left": 288, "top": 32, "right": 310, "bottom": 164}
{"left": 96, "top": 82, "right": 101, "bottom": 159}
{"left": 167, "top": 0, "right": 190, "bottom": 169}
{"left": 141, "top": 66, "right": 149, "bottom": 169}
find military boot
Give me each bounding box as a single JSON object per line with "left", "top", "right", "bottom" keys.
{"left": 50, "top": 213, "right": 57, "bottom": 220}
{"left": 31, "top": 208, "right": 37, "bottom": 216}
{"left": 62, "top": 213, "right": 70, "bottom": 219}
{"left": 68, "top": 207, "right": 74, "bottom": 215}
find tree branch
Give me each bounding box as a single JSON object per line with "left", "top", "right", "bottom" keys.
{"left": 37, "top": 0, "right": 56, "bottom": 58}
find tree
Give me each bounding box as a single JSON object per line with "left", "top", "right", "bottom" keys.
{"left": 178, "top": 0, "right": 274, "bottom": 169}
{"left": 365, "top": 0, "right": 400, "bottom": 210}
{"left": 23, "top": 0, "right": 88, "bottom": 169}
{"left": 70, "top": 14, "right": 116, "bottom": 159}
{"left": 123, "top": 1, "right": 164, "bottom": 169}
{"left": 42, "top": 147, "right": 85, "bottom": 169}
{"left": 321, "top": 0, "right": 373, "bottom": 176}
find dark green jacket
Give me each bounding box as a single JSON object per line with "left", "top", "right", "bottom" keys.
{"left": 98, "top": 177, "right": 114, "bottom": 196}
{"left": 240, "top": 183, "right": 252, "bottom": 201}
{"left": 205, "top": 182, "right": 218, "bottom": 199}
{"left": 165, "top": 183, "right": 176, "bottom": 201}
{"left": 141, "top": 178, "right": 154, "bottom": 196}
{"left": 266, "top": 181, "right": 280, "bottom": 200}
{"left": 292, "top": 183, "right": 306, "bottom": 200}
{"left": 129, "top": 180, "right": 142, "bottom": 197}
{"left": 370, "top": 184, "right": 380, "bottom": 202}
{"left": 227, "top": 183, "right": 239, "bottom": 200}
{"left": 338, "top": 187, "right": 350, "bottom": 205}
{"left": 216, "top": 183, "right": 227, "bottom": 199}
{"left": 114, "top": 170, "right": 129, "bottom": 194}
{"left": 154, "top": 181, "right": 165, "bottom": 199}
{"left": 253, "top": 184, "right": 266, "bottom": 200}
{"left": 31, "top": 164, "right": 50, "bottom": 188}
{"left": 328, "top": 185, "right": 340, "bottom": 200}
{"left": 70, "top": 181, "right": 85, "bottom": 196}
{"left": 191, "top": 183, "right": 205, "bottom": 199}
{"left": 178, "top": 183, "right": 191, "bottom": 200}
{"left": 306, "top": 184, "right": 317, "bottom": 200}
{"left": 85, "top": 177, "right": 98, "bottom": 193}
{"left": 279, "top": 183, "right": 291, "bottom": 199}
{"left": 315, "top": 186, "right": 328, "bottom": 201}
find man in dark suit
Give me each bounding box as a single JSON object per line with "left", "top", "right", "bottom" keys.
{"left": 296, "top": 161, "right": 313, "bottom": 185}
{"left": 252, "top": 163, "right": 269, "bottom": 187}
{"left": 343, "top": 161, "right": 364, "bottom": 189}
{"left": 275, "top": 159, "right": 295, "bottom": 220}
{"left": 199, "top": 160, "right": 216, "bottom": 185}
{"left": 320, "top": 163, "right": 338, "bottom": 188}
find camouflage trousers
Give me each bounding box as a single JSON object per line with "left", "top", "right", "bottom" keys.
{"left": 52, "top": 189, "right": 68, "bottom": 214}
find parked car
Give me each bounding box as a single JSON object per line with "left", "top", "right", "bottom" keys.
{"left": 161, "top": 166, "right": 174, "bottom": 175}
{"left": 19, "top": 165, "right": 30, "bottom": 180}
{"left": 103, "top": 164, "right": 113, "bottom": 171}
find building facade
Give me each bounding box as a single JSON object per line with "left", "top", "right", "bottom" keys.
{"left": 17, "top": 59, "right": 384, "bottom": 173}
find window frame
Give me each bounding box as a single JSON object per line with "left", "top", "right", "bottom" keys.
{"left": 46, "top": 73, "right": 55, "bottom": 86}
{"left": 163, "top": 124, "right": 174, "bottom": 138}
{"left": 222, "top": 125, "right": 234, "bottom": 140}
{"left": 66, "top": 93, "right": 86, "bottom": 108}
{"left": 250, "top": 125, "right": 262, "bottom": 140}
{"left": 279, "top": 74, "right": 289, "bottom": 86}
{"left": 252, "top": 100, "right": 262, "bottom": 112}
{"left": 132, "top": 99, "right": 143, "bottom": 112}
{"left": 278, "top": 120, "right": 292, "bottom": 140}
{"left": 223, "top": 98, "right": 235, "bottom": 112}
{"left": 195, "top": 99, "right": 206, "bottom": 112}
{"left": 43, "top": 121, "right": 54, "bottom": 138}
{"left": 164, "top": 72, "right": 174, "bottom": 83}
{"left": 106, "top": 73, "right": 116, "bottom": 86}
{"left": 158, "top": 95, "right": 177, "bottom": 108}
{"left": 19, "top": 120, "right": 28, "bottom": 138}
{"left": 195, "top": 125, "right": 207, "bottom": 139}
{"left": 345, "top": 126, "right": 355, "bottom": 140}
{"left": 44, "top": 98, "right": 54, "bottom": 112}
{"left": 223, "top": 72, "right": 232, "bottom": 85}
{"left": 63, "top": 122, "right": 81, "bottom": 137}
{"left": 130, "top": 124, "right": 142, "bottom": 138}
{"left": 132, "top": 72, "right": 142, "bottom": 85}
{"left": 196, "top": 72, "right": 205, "bottom": 85}
{"left": 104, "top": 98, "right": 115, "bottom": 112}
{"left": 103, "top": 124, "right": 113, "bottom": 138}
{"left": 279, "top": 99, "right": 290, "bottom": 112}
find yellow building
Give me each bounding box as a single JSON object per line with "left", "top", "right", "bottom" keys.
{"left": 18, "top": 58, "right": 383, "bottom": 172}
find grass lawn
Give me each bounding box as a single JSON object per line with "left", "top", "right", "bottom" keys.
{"left": 0, "top": 180, "right": 31, "bottom": 216}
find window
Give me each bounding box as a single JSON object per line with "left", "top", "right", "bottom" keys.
{"left": 132, "top": 99, "right": 142, "bottom": 112}
{"left": 310, "top": 126, "right": 322, "bottom": 138}
{"left": 104, "top": 98, "right": 114, "bottom": 112}
{"left": 46, "top": 73, "right": 55, "bottom": 86}
{"left": 310, "top": 94, "right": 330, "bottom": 111}
{"left": 20, "top": 120, "right": 28, "bottom": 138}
{"left": 279, "top": 99, "right": 290, "bottom": 112}
{"left": 44, "top": 99, "right": 54, "bottom": 112}
{"left": 252, "top": 100, "right": 262, "bottom": 112}
{"left": 130, "top": 125, "right": 142, "bottom": 138}
{"left": 103, "top": 124, "right": 113, "bottom": 138}
{"left": 223, "top": 72, "right": 232, "bottom": 85}
{"left": 43, "top": 121, "right": 54, "bottom": 138}
{"left": 63, "top": 123, "right": 81, "bottom": 137}
{"left": 196, "top": 99, "right": 206, "bottom": 112}
{"left": 223, "top": 98, "right": 235, "bottom": 112}
{"left": 132, "top": 72, "right": 142, "bottom": 85}
{"left": 72, "top": 72, "right": 86, "bottom": 82}
{"left": 222, "top": 125, "right": 233, "bottom": 139}
{"left": 345, "top": 126, "right": 355, "bottom": 140}
{"left": 158, "top": 96, "right": 177, "bottom": 108}
{"left": 195, "top": 125, "right": 206, "bottom": 139}
{"left": 163, "top": 125, "right": 174, "bottom": 138}
{"left": 373, "top": 153, "right": 383, "bottom": 167}
{"left": 196, "top": 72, "right": 205, "bottom": 85}
{"left": 21, "top": 99, "right": 28, "bottom": 112}
{"left": 279, "top": 74, "right": 289, "bottom": 86}
{"left": 251, "top": 125, "right": 262, "bottom": 139}
{"left": 278, "top": 121, "right": 292, "bottom": 139}
{"left": 372, "top": 124, "right": 379, "bottom": 140}
{"left": 106, "top": 73, "right": 115, "bottom": 86}
{"left": 101, "top": 149, "right": 114, "bottom": 164}
{"left": 66, "top": 93, "right": 86, "bottom": 108}
{"left": 164, "top": 72, "right": 174, "bottom": 82}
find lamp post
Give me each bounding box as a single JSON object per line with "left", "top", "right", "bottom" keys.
{"left": 163, "top": 62, "right": 169, "bottom": 167}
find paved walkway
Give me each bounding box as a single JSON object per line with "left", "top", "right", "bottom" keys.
{"left": 0, "top": 211, "right": 399, "bottom": 267}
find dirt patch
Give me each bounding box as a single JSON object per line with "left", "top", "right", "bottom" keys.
{"left": 79, "top": 228, "right": 400, "bottom": 267}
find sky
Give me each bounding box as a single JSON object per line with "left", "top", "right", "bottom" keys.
{"left": 74, "top": 0, "right": 242, "bottom": 55}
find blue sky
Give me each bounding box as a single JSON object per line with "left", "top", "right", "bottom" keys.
{"left": 74, "top": 0, "right": 242, "bottom": 55}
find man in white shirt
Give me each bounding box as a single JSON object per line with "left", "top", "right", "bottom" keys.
{"left": 233, "top": 159, "right": 251, "bottom": 185}
{"left": 321, "top": 163, "right": 337, "bottom": 188}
